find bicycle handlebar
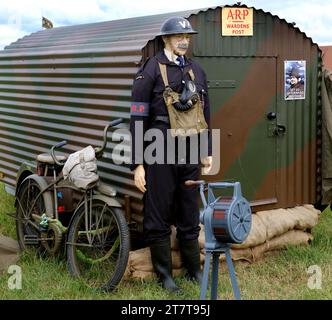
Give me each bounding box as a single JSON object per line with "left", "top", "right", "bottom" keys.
{"left": 109, "top": 118, "right": 124, "bottom": 128}
{"left": 50, "top": 140, "right": 67, "bottom": 166}
{"left": 95, "top": 118, "right": 124, "bottom": 157}
{"left": 49, "top": 118, "right": 123, "bottom": 165}
{"left": 54, "top": 140, "right": 67, "bottom": 149}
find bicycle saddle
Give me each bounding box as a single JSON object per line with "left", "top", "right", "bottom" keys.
{"left": 36, "top": 153, "right": 67, "bottom": 165}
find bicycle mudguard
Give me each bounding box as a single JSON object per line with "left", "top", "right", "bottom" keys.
{"left": 92, "top": 194, "right": 121, "bottom": 208}
{"left": 15, "top": 161, "right": 36, "bottom": 195}
{"left": 66, "top": 194, "right": 122, "bottom": 233}
{"left": 18, "top": 174, "right": 54, "bottom": 218}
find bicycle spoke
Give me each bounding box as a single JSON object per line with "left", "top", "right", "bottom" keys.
{"left": 75, "top": 236, "right": 120, "bottom": 265}
{"left": 66, "top": 242, "right": 93, "bottom": 248}
{"left": 84, "top": 196, "right": 92, "bottom": 245}
{"left": 26, "top": 180, "right": 31, "bottom": 211}
{"left": 102, "top": 214, "right": 115, "bottom": 245}
{"left": 92, "top": 203, "right": 107, "bottom": 244}
{"left": 16, "top": 197, "right": 30, "bottom": 220}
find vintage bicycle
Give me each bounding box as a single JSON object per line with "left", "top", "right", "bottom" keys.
{"left": 14, "top": 118, "right": 130, "bottom": 291}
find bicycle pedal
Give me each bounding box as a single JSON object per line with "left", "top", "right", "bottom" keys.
{"left": 24, "top": 235, "right": 39, "bottom": 245}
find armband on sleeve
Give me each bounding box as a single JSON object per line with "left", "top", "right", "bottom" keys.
{"left": 130, "top": 102, "right": 150, "bottom": 117}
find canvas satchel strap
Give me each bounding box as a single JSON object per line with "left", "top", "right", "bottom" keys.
{"left": 188, "top": 69, "right": 195, "bottom": 81}
{"left": 158, "top": 62, "right": 196, "bottom": 85}
{"left": 158, "top": 62, "right": 169, "bottom": 87}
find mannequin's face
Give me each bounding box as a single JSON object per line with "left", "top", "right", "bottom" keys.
{"left": 163, "top": 34, "right": 191, "bottom": 56}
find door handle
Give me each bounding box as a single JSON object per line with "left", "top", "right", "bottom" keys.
{"left": 274, "top": 124, "right": 286, "bottom": 136}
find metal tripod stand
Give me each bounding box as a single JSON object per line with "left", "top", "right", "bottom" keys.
{"left": 200, "top": 243, "right": 241, "bottom": 300}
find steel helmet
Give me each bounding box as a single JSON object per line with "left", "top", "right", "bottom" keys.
{"left": 158, "top": 16, "right": 198, "bottom": 36}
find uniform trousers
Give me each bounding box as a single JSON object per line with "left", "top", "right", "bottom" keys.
{"left": 143, "top": 162, "right": 200, "bottom": 243}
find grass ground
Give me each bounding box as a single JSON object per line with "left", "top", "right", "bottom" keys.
{"left": 1, "top": 182, "right": 332, "bottom": 300}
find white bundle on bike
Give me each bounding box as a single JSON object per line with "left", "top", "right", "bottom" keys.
{"left": 62, "top": 145, "right": 99, "bottom": 189}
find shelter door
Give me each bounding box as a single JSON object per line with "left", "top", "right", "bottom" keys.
{"left": 194, "top": 56, "right": 278, "bottom": 207}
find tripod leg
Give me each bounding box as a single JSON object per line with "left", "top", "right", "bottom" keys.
{"left": 225, "top": 249, "right": 241, "bottom": 300}
{"left": 200, "top": 251, "right": 212, "bottom": 300}
{"left": 210, "top": 253, "right": 220, "bottom": 300}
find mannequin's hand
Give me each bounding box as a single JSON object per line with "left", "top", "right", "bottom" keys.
{"left": 201, "top": 156, "right": 213, "bottom": 175}
{"left": 134, "top": 165, "right": 146, "bottom": 193}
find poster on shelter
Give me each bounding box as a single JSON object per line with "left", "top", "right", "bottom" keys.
{"left": 284, "top": 60, "right": 306, "bottom": 100}
{"left": 222, "top": 7, "right": 253, "bottom": 36}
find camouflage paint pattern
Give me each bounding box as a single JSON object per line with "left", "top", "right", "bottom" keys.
{"left": 0, "top": 5, "right": 322, "bottom": 231}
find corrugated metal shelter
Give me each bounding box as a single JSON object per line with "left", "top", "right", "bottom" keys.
{"left": 0, "top": 4, "right": 323, "bottom": 230}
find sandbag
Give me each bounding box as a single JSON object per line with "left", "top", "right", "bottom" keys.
{"left": 232, "top": 205, "right": 319, "bottom": 249}
{"left": 291, "top": 205, "right": 320, "bottom": 230}
{"left": 127, "top": 247, "right": 183, "bottom": 274}
{"left": 198, "top": 225, "right": 205, "bottom": 249}
{"left": 231, "top": 214, "right": 267, "bottom": 249}
{"left": 130, "top": 268, "right": 185, "bottom": 281}
{"left": 251, "top": 242, "right": 269, "bottom": 261}
{"left": 123, "top": 205, "right": 320, "bottom": 281}
{"left": 170, "top": 225, "right": 178, "bottom": 250}
{"left": 128, "top": 248, "right": 153, "bottom": 273}
{"left": 200, "top": 247, "right": 253, "bottom": 264}
{"left": 256, "top": 208, "right": 297, "bottom": 240}
{"left": 230, "top": 248, "right": 253, "bottom": 263}
{"left": 267, "top": 230, "right": 313, "bottom": 251}
{"left": 130, "top": 270, "right": 154, "bottom": 281}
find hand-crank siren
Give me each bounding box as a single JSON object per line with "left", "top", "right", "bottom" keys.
{"left": 185, "top": 180, "right": 252, "bottom": 300}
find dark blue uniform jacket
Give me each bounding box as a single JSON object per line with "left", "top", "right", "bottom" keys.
{"left": 130, "top": 50, "right": 212, "bottom": 170}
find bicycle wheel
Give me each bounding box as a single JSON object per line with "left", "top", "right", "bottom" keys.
{"left": 16, "top": 179, "right": 46, "bottom": 250}
{"left": 66, "top": 200, "right": 130, "bottom": 291}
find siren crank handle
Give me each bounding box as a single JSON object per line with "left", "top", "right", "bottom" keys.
{"left": 184, "top": 180, "right": 206, "bottom": 186}
{"left": 185, "top": 180, "right": 208, "bottom": 192}
{"left": 185, "top": 180, "right": 208, "bottom": 208}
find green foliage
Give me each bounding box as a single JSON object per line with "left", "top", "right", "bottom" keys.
{"left": 0, "top": 183, "right": 15, "bottom": 238}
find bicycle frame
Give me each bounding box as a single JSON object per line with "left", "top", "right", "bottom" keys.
{"left": 14, "top": 118, "right": 130, "bottom": 291}
{"left": 15, "top": 118, "right": 124, "bottom": 250}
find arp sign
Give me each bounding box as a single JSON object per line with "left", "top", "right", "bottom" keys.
{"left": 222, "top": 7, "right": 253, "bottom": 36}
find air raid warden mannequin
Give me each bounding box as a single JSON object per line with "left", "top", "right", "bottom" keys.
{"left": 130, "top": 16, "right": 213, "bottom": 293}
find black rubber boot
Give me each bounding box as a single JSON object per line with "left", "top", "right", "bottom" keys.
{"left": 179, "top": 239, "right": 203, "bottom": 284}
{"left": 150, "top": 239, "right": 182, "bottom": 294}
